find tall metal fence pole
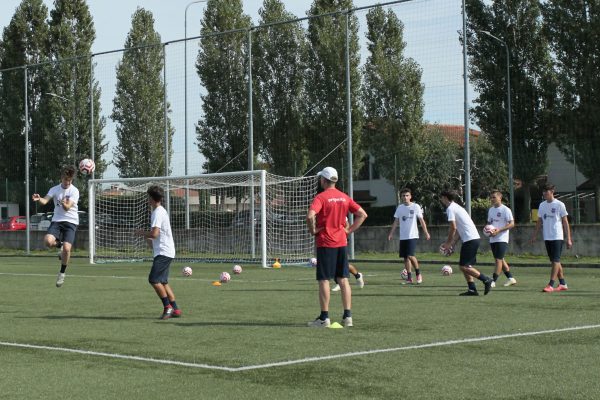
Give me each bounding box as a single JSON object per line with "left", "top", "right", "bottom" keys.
{"left": 24, "top": 67, "right": 31, "bottom": 255}
{"left": 248, "top": 28, "right": 256, "bottom": 259}
{"left": 163, "top": 44, "right": 170, "bottom": 210}
{"left": 462, "top": 0, "right": 471, "bottom": 214}
{"left": 345, "top": 11, "right": 355, "bottom": 259}
{"left": 90, "top": 55, "right": 95, "bottom": 180}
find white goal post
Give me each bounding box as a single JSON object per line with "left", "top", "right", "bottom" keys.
{"left": 88, "top": 170, "right": 318, "bottom": 267}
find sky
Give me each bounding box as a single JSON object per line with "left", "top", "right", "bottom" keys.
{"left": 1, "top": 0, "right": 470, "bottom": 177}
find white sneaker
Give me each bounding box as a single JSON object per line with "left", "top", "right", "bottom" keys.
{"left": 342, "top": 316, "right": 353, "bottom": 327}
{"left": 356, "top": 273, "right": 364, "bottom": 288}
{"left": 307, "top": 318, "right": 331, "bottom": 328}
{"left": 56, "top": 272, "right": 65, "bottom": 287}
{"left": 503, "top": 277, "right": 517, "bottom": 286}
{"left": 490, "top": 281, "right": 496, "bottom": 288}
{"left": 331, "top": 284, "right": 341, "bottom": 292}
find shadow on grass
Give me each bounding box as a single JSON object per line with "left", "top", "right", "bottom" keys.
{"left": 19, "top": 315, "right": 143, "bottom": 321}
{"left": 171, "top": 321, "right": 300, "bottom": 328}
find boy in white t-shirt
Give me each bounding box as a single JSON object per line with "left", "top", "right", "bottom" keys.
{"left": 135, "top": 185, "right": 181, "bottom": 319}
{"left": 31, "top": 165, "right": 79, "bottom": 288}
{"left": 388, "top": 188, "right": 430, "bottom": 284}
{"left": 486, "top": 190, "right": 516, "bottom": 287}
{"left": 439, "top": 190, "right": 493, "bottom": 296}
{"left": 529, "top": 184, "right": 573, "bottom": 293}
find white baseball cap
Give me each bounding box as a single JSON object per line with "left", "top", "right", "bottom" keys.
{"left": 317, "top": 166, "right": 338, "bottom": 182}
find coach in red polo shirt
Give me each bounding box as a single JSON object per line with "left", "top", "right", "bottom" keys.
{"left": 306, "top": 167, "right": 368, "bottom": 328}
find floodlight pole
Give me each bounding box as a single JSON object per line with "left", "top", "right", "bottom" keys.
{"left": 462, "top": 0, "right": 472, "bottom": 214}
{"left": 480, "top": 30, "right": 514, "bottom": 213}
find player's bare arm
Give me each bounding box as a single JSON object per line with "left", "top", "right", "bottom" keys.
{"left": 32, "top": 194, "right": 51, "bottom": 206}
{"left": 61, "top": 197, "right": 75, "bottom": 211}
{"left": 306, "top": 210, "right": 322, "bottom": 236}
{"left": 419, "top": 217, "right": 431, "bottom": 240}
{"left": 135, "top": 227, "right": 160, "bottom": 240}
{"left": 388, "top": 218, "right": 399, "bottom": 241}
{"left": 528, "top": 219, "right": 542, "bottom": 244}
{"left": 562, "top": 216, "right": 573, "bottom": 249}
{"left": 443, "top": 221, "right": 457, "bottom": 249}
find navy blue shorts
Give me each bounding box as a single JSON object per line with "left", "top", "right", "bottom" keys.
{"left": 316, "top": 247, "right": 349, "bottom": 281}
{"left": 149, "top": 255, "right": 173, "bottom": 284}
{"left": 47, "top": 221, "right": 77, "bottom": 245}
{"left": 459, "top": 239, "right": 480, "bottom": 267}
{"left": 545, "top": 240, "right": 563, "bottom": 263}
{"left": 399, "top": 239, "right": 417, "bottom": 258}
{"left": 490, "top": 242, "right": 508, "bottom": 260}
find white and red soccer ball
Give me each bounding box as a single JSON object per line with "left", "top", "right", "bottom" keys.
{"left": 439, "top": 243, "right": 454, "bottom": 256}
{"left": 441, "top": 265, "right": 453, "bottom": 276}
{"left": 79, "top": 158, "right": 95, "bottom": 175}
{"left": 483, "top": 225, "right": 495, "bottom": 237}
{"left": 232, "top": 265, "right": 242, "bottom": 274}
{"left": 309, "top": 257, "right": 317, "bottom": 267}
{"left": 182, "top": 266, "right": 193, "bottom": 277}
{"left": 400, "top": 268, "right": 408, "bottom": 280}
{"left": 220, "top": 271, "right": 231, "bottom": 283}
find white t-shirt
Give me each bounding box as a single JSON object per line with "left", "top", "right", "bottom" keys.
{"left": 446, "top": 202, "right": 480, "bottom": 242}
{"left": 150, "top": 206, "right": 176, "bottom": 258}
{"left": 393, "top": 203, "right": 423, "bottom": 240}
{"left": 47, "top": 183, "right": 79, "bottom": 225}
{"left": 487, "top": 204, "right": 513, "bottom": 243}
{"left": 538, "top": 199, "right": 568, "bottom": 240}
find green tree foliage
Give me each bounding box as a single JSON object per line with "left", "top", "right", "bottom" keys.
{"left": 470, "top": 133, "right": 508, "bottom": 199}
{"left": 362, "top": 6, "right": 425, "bottom": 188}
{"left": 196, "top": 0, "right": 252, "bottom": 173}
{"left": 253, "top": 0, "right": 308, "bottom": 176}
{"left": 303, "top": 0, "right": 362, "bottom": 181}
{"left": 543, "top": 1, "right": 600, "bottom": 221}
{"left": 0, "top": 0, "right": 49, "bottom": 198}
{"left": 47, "top": 0, "right": 106, "bottom": 176}
{"left": 111, "top": 8, "right": 173, "bottom": 178}
{"left": 466, "top": 0, "right": 556, "bottom": 222}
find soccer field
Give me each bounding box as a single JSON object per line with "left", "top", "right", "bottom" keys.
{"left": 1, "top": 256, "right": 600, "bottom": 400}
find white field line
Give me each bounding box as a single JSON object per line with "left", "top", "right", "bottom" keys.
{"left": 2, "top": 324, "right": 599, "bottom": 372}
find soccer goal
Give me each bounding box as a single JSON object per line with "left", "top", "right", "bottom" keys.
{"left": 88, "top": 170, "right": 318, "bottom": 267}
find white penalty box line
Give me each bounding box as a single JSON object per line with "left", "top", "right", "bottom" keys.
{"left": 2, "top": 324, "right": 599, "bottom": 372}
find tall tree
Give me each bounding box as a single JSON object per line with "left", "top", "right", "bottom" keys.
{"left": 466, "top": 0, "right": 556, "bottom": 222}
{"left": 543, "top": 1, "right": 600, "bottom": 221}
{"left": 47, "top": 0, "right": 106, "bottom": 176}
{"left": 362, "top": 6, "right": 424, "bottom": 189}
{"left": 111, "top": 7, "right": 173, "bottom": 178}
{"left": 0, "top": 0, "right": 50, "bottom": 200}
{"left": 253, "top": 0, "right": 308, "bottom": 176}
{"left": 303, "top": 0, "right": 363, "bottom": 183}
{"left": 196, "top": 0, "right": 252, "bottom": 173}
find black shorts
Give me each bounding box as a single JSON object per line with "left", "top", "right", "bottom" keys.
{"left": 490, "top": 242, "right": 508, "bottom": 260}
{"left": 399, "top": 239, "right": 417, "bottom": 258}
{"left": 47, "top": 221, "right": 77, "bottom": 245}
{"left": 149, "top": 255, "right": 173, "bottom": 284}
{"left": 545, "top": 240, "right": 563, "bottom": 263}
{"left": 459, "top": 239, "right": 480, "bottom": 267}
{"left": 316, "top": 246, "right": 349, "bottom": 281}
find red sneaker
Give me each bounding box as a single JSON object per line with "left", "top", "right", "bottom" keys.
{"left": 172, "top": 309, "right": 182, "bottom": 317}
{"left": 555, "top": 284, "right": 568, "bottom": 291}
{"left": 542, "top": 285, "right": 554, "bottom": 293}
{"left": 160, "top": 306, "right": 174, "bottom": 320}
{"left": 405, "top": 278, "right": 414, "bottom": 285}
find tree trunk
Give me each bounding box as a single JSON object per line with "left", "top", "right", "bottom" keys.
{"left": 517, "top": 182, "right": 533, "bottom": 223}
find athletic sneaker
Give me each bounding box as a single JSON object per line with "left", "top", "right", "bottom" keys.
{"left": 503, "top": 278, "right": 517, "bottom": 287}
{"left": 160, "top": 306, "right": 174, "bottom": 320}
{"left": 356, "top": 273, "right": 365, "bottom": 288}
{"left": 459, "top": 290, "right": 479, "bottom": 296}
{"left": 555, "top": 284, "right": 568, "bottom": 291}
{"left": 55, "top": 272, "right": 65, "bottom": 288}
{"left": 490, "top": 281, "right": 496, "bottom": 288}
{"left": 307, "top": 318, "right": 331, "bottom": 328}
{"left": 342, "top": 316, "right": 353, "bottom": 327}
{"left": 416, "top": 275, "right": 423, "bottom": 284}
{"left": 542, "top": 285, "right": 554, "bottom": 293}
{"left": 405, "top": 278, "right": 414, "bottom": 285}
{"left": 172, "top": 309, "right": 182, "bottom": 318}
{"left": 331, "top": 284, "right": 341, "bottom": 292}
{"left": 484, "top": 278, "right": 493, "bottom": 295}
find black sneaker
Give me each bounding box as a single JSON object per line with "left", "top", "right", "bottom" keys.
{"left": 484, "top": 279, "right": 493, "bottom": 295}
{"left": 459, "top": 290, "right": 479, "bottom": 296}
{"left": 160, "top": 306, "right": 174, "bottom": 320}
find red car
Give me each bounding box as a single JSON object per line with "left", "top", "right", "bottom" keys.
{"left": 0, "top": 216, "right": 27, "bottom": 231}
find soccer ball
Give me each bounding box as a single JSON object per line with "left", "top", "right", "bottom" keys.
{"left": 441, "top": 265, "right": 453, "bottom": 276}
{"left": 79, "top": 158, "right": 95, "bottom": 175}
{"left": 309, "top": 257, "right": 317, "bottom": 267}
{"left": 400, "top": 268, "right": 408, "bottom": 280}
{"left": 182, "top": 266, "right": 193, "bottom": 277}
{"left": 220, "top": 271, "right": 231, "bottom": 283}
{"left": 232, "top": 265, "right": 242, "bottom": 274}
{"left": 483, "top": 225, "right": 495, "bottom": 237}
{"left": 439, "top": 243, "right": 454, "bottom": 256}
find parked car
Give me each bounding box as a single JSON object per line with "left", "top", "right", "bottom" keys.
{"left": 0, "top": 216, "right": 27, "bottom": 231}
{"left": 29, "top": 213, "right": 45, "bottom": 230}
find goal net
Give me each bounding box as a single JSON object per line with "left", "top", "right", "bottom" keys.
{"left": 89, "top": 170, "right": 318, "bottom": 267}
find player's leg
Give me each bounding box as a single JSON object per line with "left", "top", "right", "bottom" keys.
{"left": 490, "top": 242, "right": 506, "bottom": 287}
{"left": 400, "top": 240, "right": 413, "bottom": 283}
{"left": 309, "top": 247, "right": 334, "bottom": 327}
{"left": 149, "top": 256, "right": 175, "bottom": 319}
{"left": 458, "top": 240, "right": 492, "bottom": 295}
{"left": 348, "top": 263, "right": 365, "bottom": 288}
{"left": 543, "top": 241, "right": 566, "bottom": 292}
{"left": 55, "top": 223, "right": 76, "bottom": 288}
{"left": 501, "top": 258, "right": 517, "bottom": 286}
{"left": 163, "top": 283, "right": 182, "bottom": 317}
{"left": 337, "top": 248, "right": 353, "bottom": 327}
